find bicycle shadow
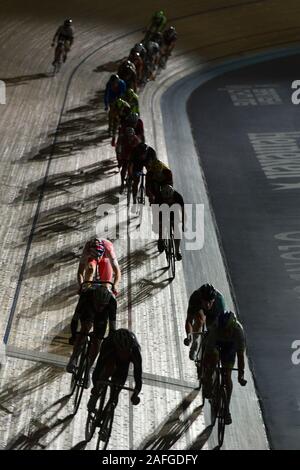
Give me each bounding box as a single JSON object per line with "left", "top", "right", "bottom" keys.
{"left": 0, "top": 363, "right": 62, "bottom": 414}
{"left": 17, "top": 281, "right": 78, "bottom": 319}
{"left": 138, "top": 389, "right": 202, "bottom": 450}
{"left": 186, "top": 424, "right": 214, "bottom": 450}
{"left": 22, "top": 244, "right": 81, "bottom": 280}
{"left": 5, "top": 394, "right": 73, "bottom": 449}
{"left": 93, "top": 58, "right": 126, "bottom": 73}
{"left": 0, "top": 73, "right": 49, "bottom": 87}
{"left": 12, "top": 159, "right": 118, "bottom": 204}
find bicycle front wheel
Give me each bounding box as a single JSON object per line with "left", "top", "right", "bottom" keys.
{"left": 217, "top": 387, "right": 227, "bottom": 448}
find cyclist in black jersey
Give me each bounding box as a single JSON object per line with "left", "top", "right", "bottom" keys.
{"left": 87, "top": 329, "right": 142, "bottom": 412}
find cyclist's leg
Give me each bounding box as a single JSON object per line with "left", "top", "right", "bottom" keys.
{"left": 66, "top": 319, "right": 92, "bottom": 372}
{"left": 202, "top": 346, "right": 219, "bottom": 398}
{"left": 69, "top": 300, "right": 80, "bottom": 344}
{"left": 189, "top": 312, "right": 206, "bottom": 360}
{"left": 132, "top": 174, "right": 139, "bottom": 204}
{"left": 109, "top": 363, "right": 130, "bottom": 407}
{"left": 66, "top": 290, "right": 94, "bottom": 371}
{"left": 63, "top": 40, "right": 71, "bottom": 62}
{"left": 220, "top": 344, "right": 236, "bottom": 424}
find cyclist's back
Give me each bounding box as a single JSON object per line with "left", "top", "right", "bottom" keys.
{"left": 88, "top": 329, "right": 142, "bottom": 410}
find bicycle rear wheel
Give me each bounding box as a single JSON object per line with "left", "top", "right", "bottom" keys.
{"left": 96, "top": 404, "right": 115, "bottom": 450}
{"left": 209, "top": 369, "right": 220, "bottom": 425}
{"left": 217, "top": 387, "right": 227, "bottom": 448}
{"left": 165, "top": 237, "right": 175, "bottom": 278}
{"left": 72, "top": 341, "right": 89, "bottom": 415}
{"left": 85, "top": 386, "right": 108, "bottom": 442}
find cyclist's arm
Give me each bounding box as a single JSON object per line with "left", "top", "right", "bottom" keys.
{"left": 77, "top": 260, "right": 85, "bottom": 288}
{"left": 132, "top": 349, "right": 143, "bottom": 395}
{"left": 106, "top": 246, "right": 121, "bottom": 293}
{"left": 52, "top": 26, "right": 61, "bottom": 43}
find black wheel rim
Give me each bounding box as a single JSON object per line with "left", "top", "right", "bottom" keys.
{"left": 217, "top": 388, "right": 227, "bottom": 447}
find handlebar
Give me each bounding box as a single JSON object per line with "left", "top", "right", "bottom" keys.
{"left": 97, "top": 379, "right": 135, "bottom": 393}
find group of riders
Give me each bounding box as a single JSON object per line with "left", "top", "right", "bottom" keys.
{"left": 62, "top": 11, "right": 247, "bottom": 439}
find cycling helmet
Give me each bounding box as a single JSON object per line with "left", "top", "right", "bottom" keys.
{"left": 64, "top": 18, "right": 72, "bottom": 25}
{"left": 126, "top": 112, "right": 139, "bottom": 127}
{"left": 217, "top": 311, "right": 236, "bottom": 329}
{"left": 154, "top": 10, "right": 164, "bottom": 19}
{"left": 112, "top": 329, "right": 138, "bottom": 351}
{"left": 125, "top": 127, "right": 136, "bottom": 137}
{"left": 125, "top": 88, "right": 137, "bottom": 99}
{"left": 161, "top": 184, "right": 175, "bottom": 199}
{"left": 110, "top": 74, "right": 120, "bottom": 83}
{"left": 88, "top": 238, "right": 105, "bottom": 259}
{"left": 135, "top": 142, "right": 148, "bottom": 156}
{"left": 114, "top": 98, "right": 129, "bottom": 110}
{"left": 199, "top": 283, "right": 217, "bottom": 301}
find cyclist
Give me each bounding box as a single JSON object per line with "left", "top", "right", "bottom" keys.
{"left": 202, "top": 310, "right": 247, "bottom": 424}
{"left": 69, "top": 238, "right": 121, "bottom": 344}
{"left": 51, "top": 18, "right": 74, "bottom": 64}
{"left": 160, "top": 27, "right": 177, "bottom": 67}
{"left": 104, "top": 74, "right": 127, "bottom": 136}
{"left": 155, "top": 184, "right": 184, "bottom": 260}
{"left": 66, "top": 239, "right": 117, "bottom": 388}
{"left": 128, "top": 143, "right": 157, "bottom": 204}
{"left": 118, "top": 60, "right": 137, "bottom": 92}
{"left": 130, "top": 42, "right": 147, "bottom": 61}
{"left": 184, "top": 284, "right": 226, "bottom": 360}
{"left": 144, "top": 11, "right": 167, "bottom": 42}
{"left": 124, "top": 88, "right": 140, "bottom": 115}
{"left": 145, "top": 157, "right": 173, "bottom": 204}
{"left": 109, "top": 97, "right": 131, "bottom": 146}
{"left": 116, "top": 127, "right": 141, "bottom": 192}
{"left": 128, "top": 50, "right": 144, "bottom": 84}
{"left": 143, "top": 39, "right": 160, "bottom": 80}
{"left": 122, "top": 112, "right": 145, "bottom": 142}
{"left": 87, "top": 328, "right": 142, "bottom": 414}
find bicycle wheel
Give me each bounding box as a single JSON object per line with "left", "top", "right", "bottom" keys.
{"left": 217, "top": 387, "right": 227, "bottom": 448}
{"left": 209, "top": 369, "right": 220, "bottom": 425}
{"left": 165, "top": 237, "right": 175, "bottom": 278}
{"left": 72, "top": 341, "right": 89, "bottom": 415}
{"left": 96, "top": 404, "right": 115, "bottom": 450}
{"left": 85, "top": 386, "right": 108, "bottom": 442}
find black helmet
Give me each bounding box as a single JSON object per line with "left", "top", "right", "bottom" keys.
{"left": 112, "top": 329, "right": 139, "bottom": 352}
{"left": 125, "top": 112, "right": 139, "bottom": 127}
{"left": 64, "top": 18, "right": 72, "bottom": 25}
{"left": 135, "top": 142, "right": 148, "bottom": 156}
{"left": 217, "top": 311, "right": 236, "bottom": 329}
{"left": 110, "top": 74, "right": 119, "bottom": 83}
{"left": 199, "top": 283, "right": 217, "bottom": 301}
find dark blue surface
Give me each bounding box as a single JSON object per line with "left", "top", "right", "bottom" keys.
{"left": 186, "top": 54, "right": 300, "bottom": 449}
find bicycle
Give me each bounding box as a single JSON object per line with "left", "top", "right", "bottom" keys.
{"left": 203, "top": 357, "right": 247, "bottom": 448}
{"left": 85, "top": 379, "right": 136, "bottom": 449}
{"left": 69, "top": 281, "right": 114, "bottom": 415}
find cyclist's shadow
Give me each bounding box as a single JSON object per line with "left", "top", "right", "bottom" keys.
{"left": 138, "top": 389, "right": 204, "bottom": 450}
{"left": 5, "top": 394, "right": 74, "bottom": 449}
